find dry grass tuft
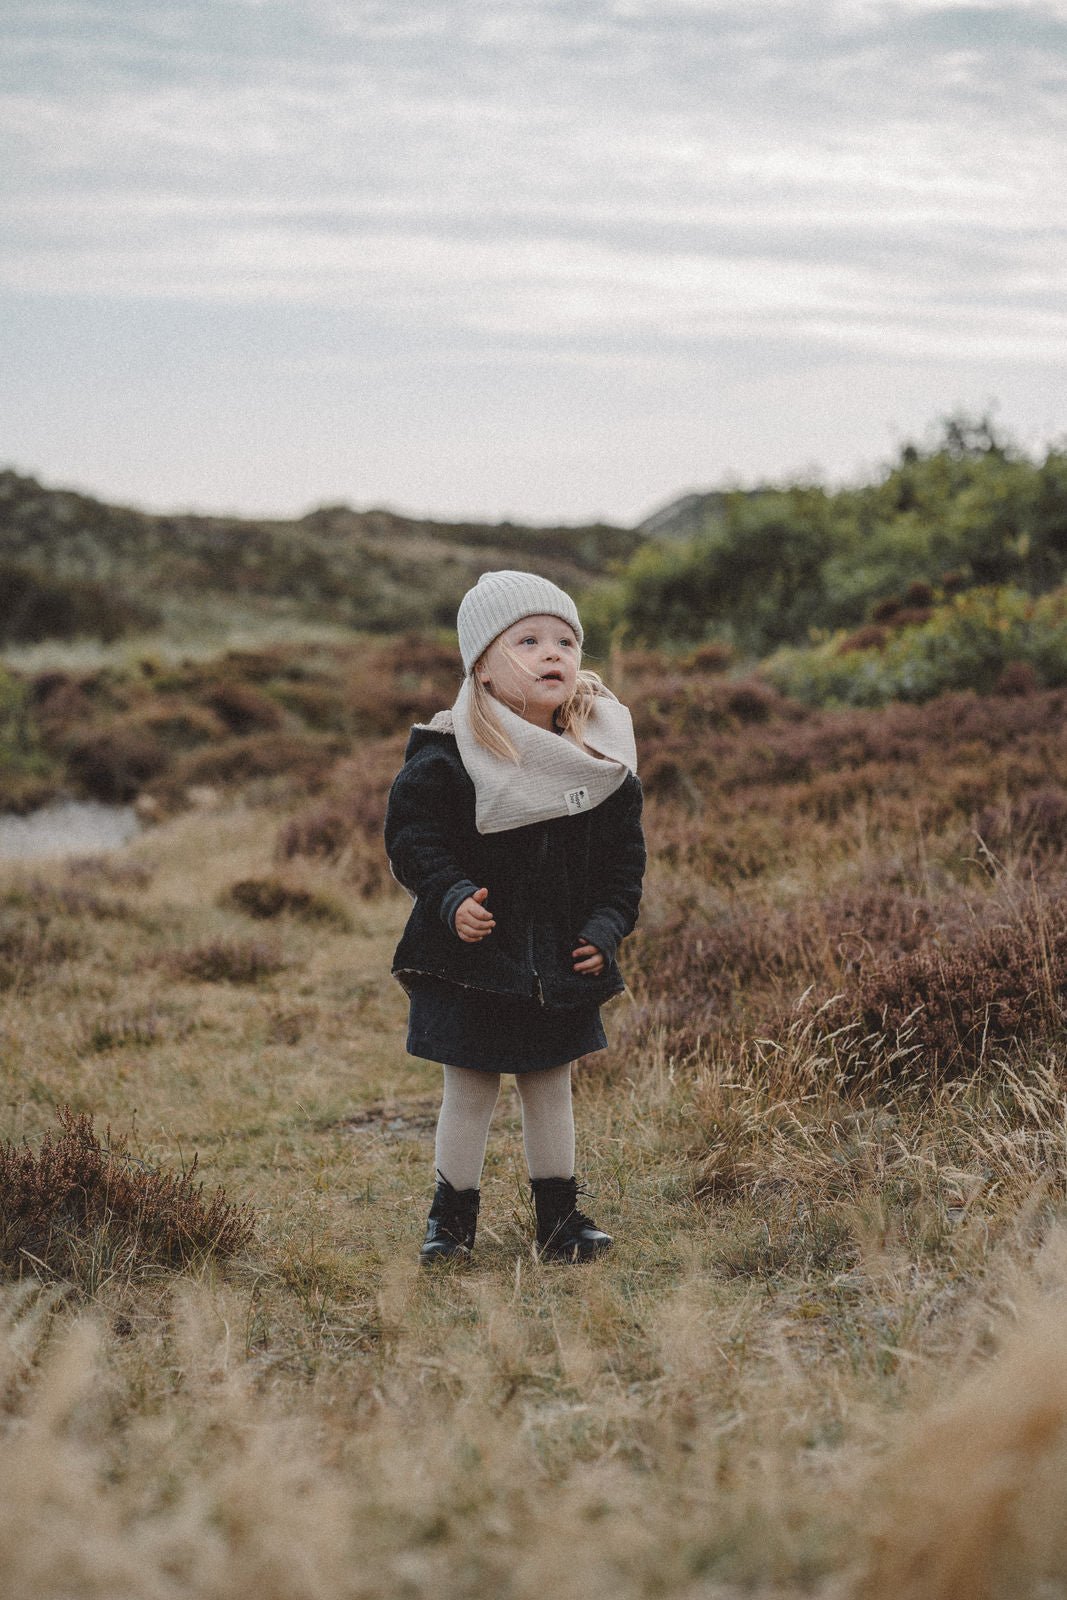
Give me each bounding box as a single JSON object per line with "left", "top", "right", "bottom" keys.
{"left": 860, "top": 1302, "right": 1067, "bottom": 1599}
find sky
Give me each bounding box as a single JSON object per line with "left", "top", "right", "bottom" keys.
{"left": 3, "top": 0, "right": 1066, "bottom": 526}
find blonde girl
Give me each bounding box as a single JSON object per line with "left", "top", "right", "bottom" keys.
{"left": 384, "top": 570, "right": 645, "bottom": 1264}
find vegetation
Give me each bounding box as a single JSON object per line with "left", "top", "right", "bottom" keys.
{"left": 0, "top": 469, "right": 640, "bottom": 643}
{"left": 2, "top": 417, "right": 1067, "bottom": 1594}
{"left": 0, "top": 1106, "right": 254, "bottom": 1285}
{"left": 1, "top": 633, "right": 1066, "bottom": 1596}
{"left": 592, "top": 414, "right": 1067, "bottom": 661}
{"left": 763, "top": 583, "right": 1067, "bottom": 706}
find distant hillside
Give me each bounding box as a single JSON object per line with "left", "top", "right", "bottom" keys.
{"left": 0, "top": 471, "right": 644, "bottom": 644}
{"left": 637, "top": 490, "right": 736, "bottom": 541}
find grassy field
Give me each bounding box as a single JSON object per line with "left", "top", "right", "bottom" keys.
{"left": 2, "top": 652, "right": 1067, "bottom": 1599}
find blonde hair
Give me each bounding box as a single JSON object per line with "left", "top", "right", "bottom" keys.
{"left": 468, "top": 641, "right": 604, "bottom": 763}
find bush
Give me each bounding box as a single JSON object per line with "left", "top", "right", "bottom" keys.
{"left": 220, "top": 877, "right": 353, "bottom": 930}
{"left": 202, "top": 680, "right": 284, "bottom": 734}
{"left": 0, "top": 668, "right": 60, "bottom": 811}
{"left": 763, "top": 585, "right": 1067, "bottom": 707}
{"left": 172, "top": 732, "right": 345, "bottom": 792}
{"left": 0, "top": 561, "right": 159, "bottom": 644}
{"left": 63, "top": 720, "right": 171, "bottom": 802}
{"left": 163, "top": 938, "right": 287, "bottom": 984}
{"left": 0, "top": 1106, "right": 254, "bottom": 1285}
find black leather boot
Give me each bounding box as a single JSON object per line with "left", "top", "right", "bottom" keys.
{"left": 419, "top": 1173, "right": 480, "bottom": 1266}
{"left": 531, "top": 1176, "right": 613, "bottom": 1262}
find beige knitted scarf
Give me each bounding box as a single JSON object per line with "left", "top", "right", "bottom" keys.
{"left": 421, "top": 682, "right": 638, "bottom": 835}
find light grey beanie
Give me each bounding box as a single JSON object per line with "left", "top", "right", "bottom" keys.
{"left": 456, "top": 570, "right": 583, "bottom": 674}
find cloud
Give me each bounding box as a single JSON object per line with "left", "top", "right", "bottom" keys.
{"left": 2, "top": 0, "right": 1065, "bottom": 515}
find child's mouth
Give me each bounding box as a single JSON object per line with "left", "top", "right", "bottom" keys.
{"left": 538, "top": 671, "right": 563, "bottom": 683}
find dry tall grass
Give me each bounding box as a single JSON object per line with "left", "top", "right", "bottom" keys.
{"left": 2, "top": 657, "right": 1067, "bottom": 1598}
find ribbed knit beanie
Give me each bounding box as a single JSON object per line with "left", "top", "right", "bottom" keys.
{"left": 456, "top": 570, "right": 583, "bottom": 674}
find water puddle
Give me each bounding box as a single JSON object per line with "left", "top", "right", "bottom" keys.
{"left": 0, "top": 800, "right": 142, "bottom": 861}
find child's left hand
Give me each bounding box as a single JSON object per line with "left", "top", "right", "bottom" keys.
{"left": 571, "top": 941, "right": 605, "bottom": 975}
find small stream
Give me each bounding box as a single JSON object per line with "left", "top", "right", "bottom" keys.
{"left": 0, "top": 800, "right": 142, "bottom": 861}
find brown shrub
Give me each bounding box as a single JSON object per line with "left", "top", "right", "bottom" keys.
{"left": 0, "top": 1106, "right": 254, "bottom": 1284}
{"left": 163, "top": 938, "right": 287, "bottom": 984}
{"left": 976, "top": 789, "right": 1067, "bottom": 861}
{"left": 0, "top": 908, "right": 81, "bottom": 990}
{"left": 173, "top": 732, "right": 345, "bottom": 792}
{"left": 220, "top": 876, "right": 353, "bottom": 930}
{"left": 63, "top": 720, "right": 171, "bottom": 802}
{"left": 130, "top": 699, "right": 227, "bottom": 748}
{"left": 2, "top": 879, "right": 131, "bottom": 922}
{"left": 822, "top": 899, "right": 1067, "bottom": 1079}
{"left": 202, "top": 679, "right": 284, "bottom": 734}
{"left": 29, "top": 671, "right": 97, "bottom": 726}
{"left": 891, "top": 605, "right": 935, "bottom": 628}
{"left": 84, "top": 1009, "right": 170, "bottom": 1052}
{"left": 276, "top": 736, "right": 406, "bottom": 896}
{"left": 276, "top": 803, "right": 352, "bottom": 860}
{"left": 996, "top": 659, "right": 1040, "bottom": 696}
{"left": 270, "top": 680, "right": 348, "bottom": 731}
{"left": 680, "top": 641, "right": 734, "bottom": 674}
{"left": 838, "top": 624, "right": 889, "bottom": 656}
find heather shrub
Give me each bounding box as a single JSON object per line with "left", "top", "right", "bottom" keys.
{"left": 220, "top": 876, "right": 353, "bottom": 930}
{"left": 62, "top": 719, "right": 171, "bottom": 802}
{"left": 269, "top": 679, "right": 348, "bottom": 731}
{"left": 163, "top": 938, "right": 287, "bottom": 984}
{"left": 0, "top": 908, "right": 82, "bottom": 990}
{"left": 680, "top": 640, "right": 734, "bottom": 673}
{"left": 976, "top": 788, "right": 1067, "bottom": 861}
{"left": 1, "top": 879, "right": 131, "bottom": 923}
{"left": 0, "top": 1106, "right": 254, "bottom": 1286}
{"left": 171, "top": 732, "right": 345, "bottom": 793}
{"left": 814, "top": 893, "right": 1067, "bottom": 1079}
{"left": 202, "top": 679, "right": 285, "bottom": 734}
{"left": 277, "top": 737, "right": 406, "bottom": 896}
{"left": 130, "top": 699, "right": 228, "bottom": 749}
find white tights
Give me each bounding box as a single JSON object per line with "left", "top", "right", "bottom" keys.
{"left": 434, "top": 1063, "right": 575, "bottom": 1191}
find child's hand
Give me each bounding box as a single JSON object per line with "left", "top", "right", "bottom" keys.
{"left": 572, "top": 941, "right": 605, "bottom": 975}
{"left": 455, "top": 887, "right": 495, "bottom": 943}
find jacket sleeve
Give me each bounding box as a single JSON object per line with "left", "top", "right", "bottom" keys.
{"left": 384, "top": 749, "right": 480, "bottom": 930}
{"left": 578, "top": 775, "right": 646, "bottom": 963}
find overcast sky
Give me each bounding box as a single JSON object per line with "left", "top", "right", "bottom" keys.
{"left": 3, "top": 0, "right": 1066, "bottom": 524}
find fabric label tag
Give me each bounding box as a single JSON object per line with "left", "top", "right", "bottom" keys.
{"left": 564, "top": 786, "right": 591, "bottom": 816}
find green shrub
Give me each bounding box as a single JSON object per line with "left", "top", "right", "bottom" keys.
{"left": 0, "top": 667, "right": 59, "bottom": 810}
{"left": 763, "top": 586, "right": 1067, "bottom": 707}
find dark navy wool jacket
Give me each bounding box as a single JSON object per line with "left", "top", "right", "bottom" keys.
{"left": 384, "top": 725, "right": 646, "bottom": 1009}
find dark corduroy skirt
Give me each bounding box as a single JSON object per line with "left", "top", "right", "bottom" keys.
{"left": 406, "top": 975, "right": 608, "bottom": 1074}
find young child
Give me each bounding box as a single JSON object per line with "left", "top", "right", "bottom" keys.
{"left": 384, "top": 569, "right": 645, "bottom": 1265}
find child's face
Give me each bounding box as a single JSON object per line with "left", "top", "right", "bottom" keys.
{"left": 479, "top": 613, "right": 580, "bottom": 730}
